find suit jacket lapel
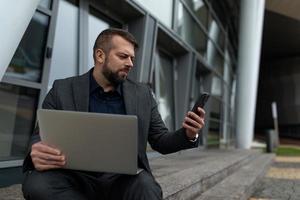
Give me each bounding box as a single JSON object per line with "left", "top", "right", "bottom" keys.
{"left": 123, "top": 80, "right": 137, "bottom": 115}
{"left": 73, "top": 71, "right": 90, "bottom": 112}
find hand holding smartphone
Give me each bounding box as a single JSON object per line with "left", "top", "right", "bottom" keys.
{"left": 191, "top": 92, "right": 210, "bottom": 113}
{"left": 184, "top": 92, "right": 210, "bottom": 138}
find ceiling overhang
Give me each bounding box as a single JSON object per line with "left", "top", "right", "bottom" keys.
{"left": 266, "top": 0, "right": 300, "bottom": 21}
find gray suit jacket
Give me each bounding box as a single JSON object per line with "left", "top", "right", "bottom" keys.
{"left": 23, "top": 70, "right": 198, "bottom": 173}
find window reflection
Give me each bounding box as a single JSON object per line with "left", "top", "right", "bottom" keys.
{"left": 207, "top": 45, "right": 224, "bottom": 74}
{"left": 0, "top": 83, "right": 39, "bottom": 161}
{"left": 39, "top": 0, "right": 52, "bottom": 9}
{"left": 88, "top": 10, "right": 109, "bottom": 69}
{"left": 5, "top": 12, "right": 49, "bottom": 82}
{"left": 49, "top": 0, "right": 79, "bottom": 90}
{"left": 153, "top": 50, "right": 175, "bottom": 131}
{"left": 214, "top": 50, "right": 224, "bottom": 75}
{"left": 133, "top": 0, "right": 173, "bottom": 28}
{"left": 208, "top": 97, "right": 222, "bottom": 147}
{"left": 182, "top": 0, "right": 210, "bottom": 29}
{"left": 206, "top": 20, "right": 224, "bottom": 74}
{"left": 88, "top": 8, "right": 120, "bottom": 70}
{"left": 177, "top": 2, "right": 207, "bottom": 55}
{"left": 211, "top": 76, "right": 222, "bottom": 97}
{"left": 209, "top": 96, "right": 221, "bottom": 120}
{"left": 208, "top": 120, "right": 220, "bottom": 146}
{"left": 217, "top": 31, "right": 225, "bottom": 51}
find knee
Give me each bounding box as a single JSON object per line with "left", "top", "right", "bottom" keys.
{"left": 135, "top": 172, "right": 162, "bottom": 198}
{"left": 22, "top": 171, "right": 53, "bottom": 199}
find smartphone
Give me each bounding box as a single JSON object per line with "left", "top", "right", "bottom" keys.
{"left": 191, "top": 92, "right": 210, "bottom": 113}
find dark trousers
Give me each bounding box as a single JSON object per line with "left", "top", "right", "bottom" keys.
{"left": 22, "top": 169, "right": 162, "bottom": 200}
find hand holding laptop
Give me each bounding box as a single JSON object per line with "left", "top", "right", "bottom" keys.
{"left": 31, "top": 141, "right": 66, "bottom": 171}
{"left": 37, "top": 109, "right": 141, "bottom": 174}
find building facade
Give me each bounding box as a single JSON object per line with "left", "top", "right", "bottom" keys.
{"left": 0, "top": 0, "right": 238, "bottom": 186}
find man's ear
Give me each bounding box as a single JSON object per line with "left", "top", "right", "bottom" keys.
{"left": 95, "top": 49, "right": 105, "bottom": 64}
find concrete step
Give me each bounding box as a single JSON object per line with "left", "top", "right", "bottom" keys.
{"left": 0, "top": 184, "right": 23, "bottom": 200}
{"left": 194, "top": 154, "right": 275, "bottom": 200}
{"left": 0, "top": 149, "right": 270, "bottom": 200}
{"left": 150, "top": 149, "right": 261, "bottom": 200}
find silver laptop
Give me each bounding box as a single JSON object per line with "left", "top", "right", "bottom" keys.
{"left": 37, "top": 109, "right": 143, "bottom": 175}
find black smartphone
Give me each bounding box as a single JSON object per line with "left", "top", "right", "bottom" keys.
{"left": 191, "top": 92, "right": 210, "bottom": 113}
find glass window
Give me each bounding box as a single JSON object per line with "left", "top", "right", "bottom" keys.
{"left": 49, "top": 0, "right": 79, "bottom": 90}
{"left": 207, "top": 39, "right": 216, "bottom": 66}
{"left": 88, "top": 11, "right": 109, "bottom": 69}
{"left": 153, "top": 50, "right": 175, "bottom": 131}
{"left": 207, "top": 96, "right": 222, "bottom": 147}
{"left": 207, "top": 39, "right": 224, "bottom": 75}
{"left": 177, "top": 2, "right": 207, "bottom": 55}
{"left": 209, "top": 96, "right": 221, "bottom": 120}
{"left": 39, "top": 0, "right": 52, "bottom": 9}
{"left": 207, "top": 120, "right": 220, "bottom": 147}
{"left": 214, "top": 49, "right": 224, "bottom": 75}
{"left": 206, "top": 18, "right": 225, "bottom": 74}
{"left": 208, "top": 19, "right": 224, "bottom": 51}
{"left": 190, "top": 72, "right": 207, "bottom": 106}
{"left": 88, "top": 9, "right": 120, "bottom": 70}
{"left": 0, "top": 83, "right": 39, "bottom": 161}
{"left": 5, "top": 12, "right": 49, "bottom": 82}
{"left": 182, "top": 0, "right": 210, "bottom": 30}
{"left": 133, "top": 0, "right": 173, "bottom": 28}
{"left": 211, "top": 76, "right": 222, "bottom": 97}
{"left": 189, "top": 75, "right": 200, "bottom": 108}
{"left": 207, "top": 20, "right": 219, "bottom": 45}
{"left": 217, "top": 30, "right": 225, "bottom": 52}
{"left": 190, "top": 61, "right": 211, "bottom": 111}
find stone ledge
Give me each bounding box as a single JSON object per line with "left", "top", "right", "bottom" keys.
{"left": 0, "top": 149, "right": 263, "bottom": 200}
{"left": 195, "top": 154, "right": 275, "bottom": 200}
{"left": 151, "top": 149, "right": 259, "bottom": 200}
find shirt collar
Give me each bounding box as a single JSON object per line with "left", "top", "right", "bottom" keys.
{"left": 89, "top": 69, "right": 122, "bottom": 95}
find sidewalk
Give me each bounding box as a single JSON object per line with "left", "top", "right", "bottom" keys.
{"left": 250, "top": 156, "right": 300, "bottom": 200}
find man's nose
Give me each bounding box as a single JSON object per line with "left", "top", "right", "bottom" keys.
{"left": 126, "top": 57, "right": 134, "bottom": 68}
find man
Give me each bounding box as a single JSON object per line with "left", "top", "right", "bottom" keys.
{"left": 22, "top": 28, "right": 206, "bottom": 200}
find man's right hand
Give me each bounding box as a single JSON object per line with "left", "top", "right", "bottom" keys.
{"left": 30, "top": 141, "right": 66, "bottom": 171}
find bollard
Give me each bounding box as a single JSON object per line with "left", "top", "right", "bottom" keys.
{"left": 266, "top": 129, "right": 275, "bottom": 153}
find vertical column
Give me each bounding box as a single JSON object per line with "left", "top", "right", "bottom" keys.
{"left": 222, "top": 49, "right": 231, "bottom": 145}
{"left": 79, "top": 0, "right": 89, "bottom": 75}
{"left": 235, "top": 0, "right": 265, "bottom": 149}
{"left": 0, "top": 0, "right": 40, "bottom": 81}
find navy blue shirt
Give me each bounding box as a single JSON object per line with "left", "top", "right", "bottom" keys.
{"left": 88, "top": 71, "right": 139, "bottom": 173}
{"left": 89, "top": 71, "right": 126, "bottom": 115}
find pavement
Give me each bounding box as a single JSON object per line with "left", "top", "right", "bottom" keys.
{"left": 250, "top": 156, "right": 300, "bottom": 200}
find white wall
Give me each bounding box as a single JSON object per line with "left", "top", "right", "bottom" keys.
{"left": 0, "top": 0, "right": 40, "bottom": 81}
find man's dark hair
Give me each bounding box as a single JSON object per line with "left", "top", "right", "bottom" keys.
{"left": 93, "top": 28, "right": 138, "bottom": 62}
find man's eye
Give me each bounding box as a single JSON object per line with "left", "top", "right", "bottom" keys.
{"left": 119, "top": 55, "right": 127, "bottom": 59}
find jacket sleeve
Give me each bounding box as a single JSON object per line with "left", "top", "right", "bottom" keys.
{"left": 147, "top": 86, "right": 198, "bottom": 154}
{"left": 22, "top": 81, "right": 59, "bottom": 172}
{"left": 31, "top": 80, "right": 59, "bottom": 145}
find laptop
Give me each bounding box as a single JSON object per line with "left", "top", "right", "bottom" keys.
{"left": 37, "top": 109, "right": 143, "bottom": 175}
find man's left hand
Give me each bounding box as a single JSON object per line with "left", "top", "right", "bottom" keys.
{"left": 182, "top": 107, "right": 205, "bottom": 140}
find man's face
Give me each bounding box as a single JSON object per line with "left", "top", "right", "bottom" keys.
{"left": 101, "top": 35, "right": 135, "bottom": 85}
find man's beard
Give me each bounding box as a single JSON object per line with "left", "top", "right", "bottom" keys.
{"left": 102, "top": 61, "right": 127, "bottom": 86}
